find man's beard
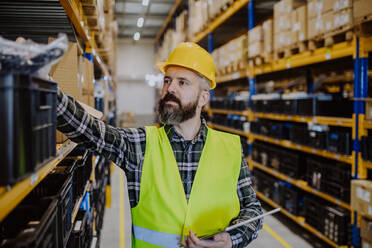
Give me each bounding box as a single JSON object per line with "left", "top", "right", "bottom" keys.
{"left": 158, "top": 93, "right": 199, "bottom": 125}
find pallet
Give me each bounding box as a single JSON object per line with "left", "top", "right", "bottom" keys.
{"left": 248, "top": 53, "right": 273, "bottom": 66}
{"left": 87, "top": 16, "right": 101, "bottom": 32}
{"left": 209, "top": 0, "right": 234, "bottom": 20}
{"left": 355, "top": 17, "right": 372, "bottom": 36}
{"left": 309, "top": 27, "right": 353, "bottom": 51}
{"left": 274, "top": 41, "right": 307, "bottom": 60}
{"left": 82, "top": 5, "right": 98, "bottom": 16}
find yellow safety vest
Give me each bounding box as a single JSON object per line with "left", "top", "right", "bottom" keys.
{"left": 131, "top": 126, "right": 241, "bottom": 247}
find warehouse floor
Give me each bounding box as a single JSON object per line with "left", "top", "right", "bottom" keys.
{"left": 100, "top": 165, "right": 318, "bottom": 248}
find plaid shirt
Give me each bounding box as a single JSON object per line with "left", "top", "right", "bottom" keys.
{"left": 56, "top": 90, "right": 262, "bottom": 247}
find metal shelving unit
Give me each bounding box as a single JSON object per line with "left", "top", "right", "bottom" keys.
{"left": 0, "top": 140, "right": 77, "bottom": 222}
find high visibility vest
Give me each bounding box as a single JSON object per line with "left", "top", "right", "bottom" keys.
{"left": 131, "top": 126, "right": 241, "bottom": 248}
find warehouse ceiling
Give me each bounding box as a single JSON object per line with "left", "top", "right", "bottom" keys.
{"left": 115, "top": 0, "right": 176, "bottom": 39}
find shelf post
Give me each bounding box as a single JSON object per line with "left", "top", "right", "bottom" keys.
{"left": 208, "top": 33, "right": 214, "bottom": 100}
{"left": 247, "top": 0, "right": 255, "bottom": 157}
{"left": 352, "top": 36, "right": 364, "bottom": 248}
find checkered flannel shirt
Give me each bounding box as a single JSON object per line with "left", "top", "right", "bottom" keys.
{"left": 56, "top": 90, "right": 262, "bottom": 247}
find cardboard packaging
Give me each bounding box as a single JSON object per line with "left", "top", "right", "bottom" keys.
{"left": 324, "top": 11, "right": 334, "bottom": 33}
{"left": 248, "top": 25, "right": 263, "bottom": 44}
{"left": 274, "top": 13, "right": 292, "bottom": 34}
{"left": 333, "top": 0, "right": 352, "bottom": 12}
{"left": 81, "top": 57, "right": 95, "bottom": 107}
{"left": 361, "top": 218, "right": 372, "bottom": 244}
{"left": 249, "top": 41, "right": 263, "bottom": 58}
{"left": 274, "top": 31, "right": 292, "bottom": 50}
{"left": 263, "top": 19, "right": 273, "bottom": 53}
{"left": 333, "top": 8, "right": 353, "bottom": 30}
{"left": 353, "top": 0, "right": 372, "bottom": 22}
{"left": 366, "top": 102, "right": 372, "bottom": 120}
{"left": 307, "top": 0, "right": 334, "bottom": 19}
{"left": 351, "top": 180, "right": 372, "bottom": 218}
{"left": 297, "top": 6, "right": 307, "bottom": 42}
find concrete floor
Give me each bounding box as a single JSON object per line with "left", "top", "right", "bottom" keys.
{"left": 100, "top": 115, "right": 325, "bottom": 248}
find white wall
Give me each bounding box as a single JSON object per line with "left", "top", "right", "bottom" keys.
{"left": 115, "top": 39, "right": 157, "bottom": 115}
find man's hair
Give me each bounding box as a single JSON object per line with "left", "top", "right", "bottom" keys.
{"left": 197, "top": 73, "right": 211, "bottom": 91}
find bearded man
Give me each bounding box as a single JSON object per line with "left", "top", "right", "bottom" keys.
{"left": 56, "top": 42, "right": 262, "bottom": 248}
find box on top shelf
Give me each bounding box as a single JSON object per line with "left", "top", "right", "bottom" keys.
{"left": 263, "top": 19, "right": 273, "bottom": 53}
{"left": 292, "top": 6, "right": 307, "bottom": 43}
{"left": 176, "top": 10, "right": 188, "bottom": 33}
{"left": 351, "top": 180, "right": 372, "bottom": 218}
{"left": 361, "top": 217, "right": 372, "bottom": 244}
{"left": 353, "top": 0, "right": 372, "bottom": 24}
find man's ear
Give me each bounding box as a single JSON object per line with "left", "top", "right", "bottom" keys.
{"left": 198, "top": 90, "right": 210, "bottom": 108}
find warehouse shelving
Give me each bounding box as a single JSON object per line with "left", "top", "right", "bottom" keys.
{"left": 250, "top": 133, "right": 353, "bottom": 164}
{"left": 154, "top": 0, "right": 183, "bottom": 43}
{"left": 0, "top": 140, "right": 77, "bottom": 222}
{"left": 251, "top": 160, "right": 351, "bottom": 211}
{"left": 207, "top": 122, "right": 249, "bottom": 138}
{"left": 72, "top": 179, "right": 92, "bottom": 224}
{"left": 255, "top": 191, "right": 348, "bottom": 248}
{"left": 208, "top": 108, "right": 251, "bottom": 117}
{"left": 192, "top": 0, "right": 250, "bottom": 43}
{"left": 216, "top": 68, "right": 249, "bottom": 83}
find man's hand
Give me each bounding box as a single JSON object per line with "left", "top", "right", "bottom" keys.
{"left": 180, "top": 231, "right": 232, "bottom": 248}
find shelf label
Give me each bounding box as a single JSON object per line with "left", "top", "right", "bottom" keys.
{"left": 325, "top": 53, "right": 331, "bottom": 60}
{"left": 334, "top": 199, "right": 341, "bottom": 205}
{"left": 232, "top": 72, "right": 240, "bottom": 79}
{"left": 312, "top": 148, "right": 316, "bottom": 153}
{"left": 284, "top": 141, "right": 290, "bottom": 147}
{"left": 296, "top": 145, "right": 301, "bottom": 149}
{"left": 286, "top": 62, "right": 291, "bottom": 69}
{"left": 334, "top": 154, "right": 341, "bottom": 159}
{"left": 337, "top": 120, "right": 342, "bottom": 125}
{"left": 30, "top": 173, "right": 38, "bottom": 186}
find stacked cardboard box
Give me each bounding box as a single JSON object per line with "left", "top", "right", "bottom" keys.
{"left": 361, "top": 218, "right": 372, "bottom": 248}
{"left": 291, "top": 6, "right": 307, "bottom": 44}
{"left": 354, "top": 0, "right": 372, "bottom": 24}
{"left": 248, "top": 25, "right": 263, "bottom": 58}
{"left": 307, "top": 0, "right": 353, "bottom": 40}
{"left": 188, "top": 0, "right": 208, "bottom": 39}
{"left": 263, "top": 19, "right": 273, "bottom": 57}
{"left": 351, "top": 180, "right": 372, "bottom": 218}
{"left": 273, "top": 0, "right": 300, "bottom": 51}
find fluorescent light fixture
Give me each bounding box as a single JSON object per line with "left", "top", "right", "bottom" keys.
{"left": 142, "top": 0, "right": 149, "bottom": 6}
{"left": 133, "top": 32, "right": 140, "bottom": 41}
{"left": 137, "top": 17, "right": 144, "bottom": 28}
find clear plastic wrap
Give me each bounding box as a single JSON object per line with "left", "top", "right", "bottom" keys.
{"left": 0, "top": 33, "right": 68, "bottom": 76}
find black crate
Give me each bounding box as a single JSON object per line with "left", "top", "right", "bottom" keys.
{"left": 279, "top": 183, "right": 303, "bottom": 216}
{"left": 70, "top": 210, "right": 88, "bottom": 248}
{"left": 0, "top": 198, "right": 58, "bottom": 248}
{"left": 0, "top": 73, "right": 57, "bottom": 185}
{"left": 316, "top": 98, "right": 353, "bottom": 118}
{"left": 306, "top": 158, "right": 324, "bottom": 190}
{"left": 327, "top": 128, "right": 351, "bottom": 155}
{"left": 253, "top": 169, "right": 279, "bottom": 202}
{"left": 28, "top": 173, "right": 73, "bottom": 248}
{"left": 308, "top": 129, "right": 328, "bottom": 150}
{"left": 323, "top": 206, "right": 351, "bottom": 245}
{"left": 304, "top": 196, "right": 325, "bottom": 232}
{"left": 323, "top": 161, "right": 351, "bottom": 187}
{"left": 280, "top": 150, "right": 305, "bottom": 180}
{"left": 282, "top": 99, "right": 297, "bottom": 115}
{"left": 296, "top": 98, "right": 315, "bottom": 116}
{"left": 289, "top": 124, "right": 308, "bottom": 145}
{"left": 269, "top": 122, "right": 290, "bottom": 140}
{"left": 362, "top": 131, "right": 372, "bottom": 161}
{"left": 322, "top": 181, "right": 350, "bottom": 203}
{"left": 268, "top": 146, "right": 281, "bottom": 171}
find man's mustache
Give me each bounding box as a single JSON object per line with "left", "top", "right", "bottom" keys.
{"left": 161, "top": 93, "right": 181, "bottom": 106}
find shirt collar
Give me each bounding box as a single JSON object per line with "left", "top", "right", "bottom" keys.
{"left": 164, "top": 118, "right": 208, "bottom": 144}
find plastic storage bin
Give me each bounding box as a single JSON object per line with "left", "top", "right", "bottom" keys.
{"left": 0, "top": 73, "right": 57, "bottom": 185}
{"left": 0, "top": 198, "right": 58, "bottom": 248}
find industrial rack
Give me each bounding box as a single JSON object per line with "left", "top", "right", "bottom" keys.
{"left": 157, "top": 0, "right": 372, "bottom": 247}
{"left": 0, "top": 1, "right": 116, "bottom": 247}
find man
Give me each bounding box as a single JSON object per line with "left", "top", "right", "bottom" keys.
{"left": 57, "top": 42, "right": 262, "bottom": 248}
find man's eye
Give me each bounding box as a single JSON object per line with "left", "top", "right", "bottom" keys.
{"left": 164, "top": 79, "right": 170, "bottom": 84}
{"left": 179, "top": 80, "right": 185, "bottom": 86}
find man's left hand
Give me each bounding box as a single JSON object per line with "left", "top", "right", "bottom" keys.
{"left": 180, "top": 231, "right": 232, "bottom": 248}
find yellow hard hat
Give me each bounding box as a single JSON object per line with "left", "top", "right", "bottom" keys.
{"left": 157, "top": 42, "right": 216, "bottom": 89}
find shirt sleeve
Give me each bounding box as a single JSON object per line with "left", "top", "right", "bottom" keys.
{"left": 227, "top": 152, "right": 263, "bottom": 248}
{"left": 56, "top": 89, "right": 146, "bottom": 174}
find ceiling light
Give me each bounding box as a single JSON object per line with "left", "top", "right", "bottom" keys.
{"left": 133, "top": 32, "right": 140, "bottom": 41}
{"left": 142, "top": 0, "right": 149, "bottom": 6}
{"left": 137, "top": 17, "right": 144, "bottom": 28}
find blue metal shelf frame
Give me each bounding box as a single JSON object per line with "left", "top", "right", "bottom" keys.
{"left": 208, "top": 33, "right": 214, "bottom": 100}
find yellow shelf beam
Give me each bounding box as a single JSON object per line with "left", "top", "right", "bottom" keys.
{"left": 0, "top": 140, "right": 77, "bottom": 222}
{"left": 254, "top": 112, "right": 353, "bottom": 127}
{"left": 251, "top": 161, "right": 351, "bottom": 211}
{"left": 216, "top": 69, "right": 249, "bottom": 83}
{"left": 59, "top": 0, "right": 110, "bottom": 78}
{"left": 192, "top": 0, "right": 250, "bottom": 42}
{"left": 207, "top": 122, "right": 249, "bottom": 138}
{"left": 363, "top": 120, "right": 372, "bottom": 130}
{"left": 251, "top": 133, "right": 352, "bottom": 164}
{"left": 208, "top": 108, "right": 251, "bottom": 117}
{"left": 362, "top": 160, "right": 372, "bottom": 170}
{"left": 155, "top": 0, "right": 183, "bottom": 43}
{"left": 255, "top": 191, "right": 345, "bottom": 248}
{"left": 254, "top": 39, "right": 354, "bottom": 76}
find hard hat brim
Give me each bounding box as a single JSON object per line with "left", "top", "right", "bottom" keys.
{"left": 156, "top": 61, "right": 216, "bottom": 89}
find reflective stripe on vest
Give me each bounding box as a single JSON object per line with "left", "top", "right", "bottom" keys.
{"left": 133, "top": 224, "right": 181, "bottom": 248}
{"left": 131, "top": 126, "right": 241, "bottom": 247}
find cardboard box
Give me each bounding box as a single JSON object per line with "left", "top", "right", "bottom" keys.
{"left": 248, "top": 25, "right": 263, "bottom": 44}
{"left": 56, "top": 131, "right": 68, "bottom": 144}
{"left": 351, "top": 180, "right": 372, "bottom": 218}
{"left": 274, "top": 0, "right": 302, "bottom": 17}
{"left": 363, "top": 239, "right": 372, "bottom": 248}
{"left": 81, "top": 57, "right": 95, "bottom": 107}
{"left": 248, "top": 41, "right": 263, "bottom": 58}
{"left": 354, "top": 0, "right": 372, "bottom": 22}
{"left": 333, "top": 0, "right": 352, "bottom": 12}
{"left": 307, "top": 0, "right": 334, "bottom": 19}
{"left": 333, "top": 8, "right": 353, "bottom": 29}
{"left": 361, "top": 218, "right": 372, "bottom": 243}
{"left": 366, "top": 102, "right": 372, "bottom": 120}
{"left": 50, "top": 42, "right": 80, "bottom": 99}
{"left": 263, "top": 19, "right": 273, "bottom": 53}
{"left": 274, "top": 31, "right": 292, "bottom": 50}
{"left": 274, "top": 13, "right": 292, "bottom": 34}
{"left": 297, "top": 6, "right": 307, "bottom": 41}
{"left": 324, "top": 11, "right": 334, "bottom": 33}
